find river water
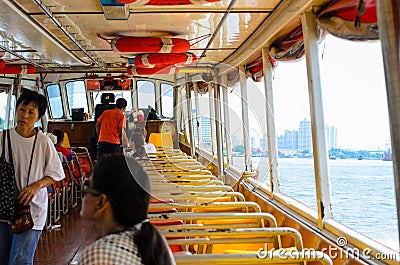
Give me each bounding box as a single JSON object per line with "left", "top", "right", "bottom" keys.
{"left": 239, "top": 157, "right": 400, "bottom": 251}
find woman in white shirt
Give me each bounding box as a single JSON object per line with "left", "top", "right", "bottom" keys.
{"left": 0, "top": 90, "right": 64, "bottom": 265}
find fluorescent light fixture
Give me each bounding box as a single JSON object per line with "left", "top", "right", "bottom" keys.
{"left": 100, "top": 0, "right": 130, "bottom": 20}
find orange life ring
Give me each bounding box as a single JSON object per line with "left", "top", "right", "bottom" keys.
{"left": 0, "top": 65, "right": 35, "bottom": 74}
{"left": 127, "top": 66, "right": 179, "bottom": 75}
{"left": 134, "top": 53, "right": 197, "bottom": 68}
{"left": 112, "top": 37, "right": 190, "bottom": 53}
{"left": 318, "top": 0, "right": 377, "bottom": 23}
{"left": 116, "top": 0, "right": 221, "bottom": 4}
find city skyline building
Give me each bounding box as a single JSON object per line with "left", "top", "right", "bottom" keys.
{"left": 192, "top": 114, "right": 338, "bottom": 153}
{"left": 298, "top": 118, "right": 312, "bottom": 151}
{"left": 325, "top": 125, "right": 338, "bottom": 150}
{"left": 195, "top": 115, "right": 212, "bottom": 148}
{"left": 277, "top": 118, "right": 338, "bottom": 152}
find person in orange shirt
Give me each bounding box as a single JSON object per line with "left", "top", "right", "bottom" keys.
{"left": 96, "top": 98, "right": 128, "bottom": 160}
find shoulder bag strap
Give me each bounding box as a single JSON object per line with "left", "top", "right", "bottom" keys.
{"left": 6, "top": 129, "right": 13, "bottom": 163}
{"left": 26, "top": 129, "right": 38, "bottom": 187}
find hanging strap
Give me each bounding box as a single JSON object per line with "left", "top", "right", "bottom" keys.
{"left": 25, "top": 129, "right": 38, "bottom": 188}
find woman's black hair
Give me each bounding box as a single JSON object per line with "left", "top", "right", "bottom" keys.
{"left": 92, "top": 155, "right": 173, "bottom": 265}
{"left": 52, "top": 129, "right": 64, "bottom": 145}
{"left": 16, "top": 90, "right": 48, "bottom": 118}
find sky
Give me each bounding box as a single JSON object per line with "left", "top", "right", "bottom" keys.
{"left": 258, "top": 34, "right": 390, "bottom": 151}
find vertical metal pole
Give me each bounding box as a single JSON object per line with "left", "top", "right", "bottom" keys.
{"left": 185, "top": 74, "right": 196, "bottom": 158}
{"left": 173, "top": 75, "right": 180, "bottom": 132}
{"left": 37, "top": 75, "right": 48, "bottom": 132}
{"left": 213, "top": 69, "right": 224, "bottom": 178}
{"left": 14, "top": 74, "right": 21, "bottom": 99}
{"left": 155, "top": 80, "right": 161, "bottom": 114}
{"left": 239, "top": 65, "right": 252, "bottom": 172}
{"left": 208, "top": 82, "right": 216, "bottom": 156}
{"left": 13, "top": 74, "right": 22, "bottom": 128}
{"left": 302, "top": 11, "right": 333, "bottom": 228}
{"left": 59, "top": 81, "right": 69, "bottom": 118}
{"left": 133, "top": 77, "right": 139, "bottom": 118}
{"left": 262, "top": 47, "right": 280, "bottom": 195}
{"left": 222, "top": 74, "right": 231, "bottom": 171}
{"left": 5, "top": 85, "right": 12, "bottom": 129}
{"left": 375, "top": 0, "right": 400, "bottom": 240}
{"left": 193, "top": 82, "right": 202, "bottom": 147}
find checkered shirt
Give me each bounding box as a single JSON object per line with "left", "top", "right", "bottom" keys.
{"left": 77, "top": 230, "right": 143, "bottom": 265}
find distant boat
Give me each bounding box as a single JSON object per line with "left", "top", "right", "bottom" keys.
{"left": 382, "top": 150, "right": 392, "bottom": 161}
{"left": 329, "top": 156, "right": 336, "bottom": 160}
{"left": 382, "top": 154, "right": 392, "bottom": 161}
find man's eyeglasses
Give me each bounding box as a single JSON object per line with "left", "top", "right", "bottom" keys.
{"left": 83, "top": 181, "right": 102, "bottom": 196}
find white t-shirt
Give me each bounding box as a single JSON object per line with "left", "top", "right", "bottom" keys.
{"left": 0, "top": 128, "right": 65, "bottom": 230}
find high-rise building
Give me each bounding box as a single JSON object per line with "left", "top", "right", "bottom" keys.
{"left": 251, "top": 135, "right": 256, "bottom": 150}
{"left": 325, "top": 125, "right": 338, "bottom": 150}
{"left": 260, "top": 133, "right": 268, "bottom": 152}
{"left": 277, "top": 119, "right": 337, "bottom": 152}
{"left": 277, "top": 134, "right": 285, "bottom": 149}
{"left": 284, "top": 130, "right": 298, "bottom": 150}
{"left": 191, "top": 111, "right": 212, "bottom": 148}
{"left": 298, "top": 118, "right": 312, "bottom": 151}
{"left": 198, "top": 115, "right": 212, "bottom": 147}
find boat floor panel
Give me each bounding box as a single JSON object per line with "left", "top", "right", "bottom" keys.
{"left": 34, "top": 205, "right": 97, "bottom": 265}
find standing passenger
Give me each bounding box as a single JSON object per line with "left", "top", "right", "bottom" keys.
{"left": 0, "top": 90, "right": 64, "bottom": 265}
{"left": 78, "top": 155, "right": 175, "bottom": 265}
{"left": 96, "top": 98, "right": 128, "bottom": 160}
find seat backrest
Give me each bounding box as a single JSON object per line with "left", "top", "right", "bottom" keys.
{"left": 61, "top": 133, "right": 70, "bottom": 148}
{"left": 57, "top": 152, "right": 64, "bottom": 162}
{"left": 70, "top": 151, "right": 85, "bottom": 181}
{"left": 61, "top": 155, "right": 74, "bottom": 184}
{"left": 148, "top": 133, "right": 173, "bottom": 148}
{"left": 72, "top": 147, "right": 93, "bottom": 176}
{"left": 94, "top": 103, "right": 115, "bottom": 124}
{"left": 101, "top": 93, "right": 115, "bottom": 104}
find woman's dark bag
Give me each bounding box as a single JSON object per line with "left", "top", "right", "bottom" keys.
{"left": 11, "top": 129, "right": 38, "bottom": 234}
{"left": 0, "top": 130, "right": 18, "bottom": 220}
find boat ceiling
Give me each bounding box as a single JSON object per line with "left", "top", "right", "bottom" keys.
{"left": 0, "top": 0, "right": 328, "bottom": 74}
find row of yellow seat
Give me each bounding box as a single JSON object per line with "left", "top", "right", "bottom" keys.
{"left": 137, "top": 147, "right": 333, "bottom": 265}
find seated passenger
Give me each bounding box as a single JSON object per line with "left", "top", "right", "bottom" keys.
{"left": 78, "top": 155, "right": 175, "bottom": 265}
{"left": 132, "top": 128, "right": 156, "bottom": 155}
{"left": 130, "top": 132, "right": 147, "bottom": 158}
{"left": 52, "top": 129, "right": 74, "bottom": 171}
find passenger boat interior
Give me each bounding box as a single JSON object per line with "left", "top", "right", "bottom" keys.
{"left": 0, "top": 0, "right": 399, "bottom": 264}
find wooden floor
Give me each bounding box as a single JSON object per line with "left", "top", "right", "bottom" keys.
{"left": 34, "top": 205, "right": 98, "bottom": 265}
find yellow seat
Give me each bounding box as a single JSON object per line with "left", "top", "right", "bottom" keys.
{"left": 148, "top": 133, "right": 173, "bottom": 148}
{"left": 62, "top": 133, "right": 70, "bottom": 147}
